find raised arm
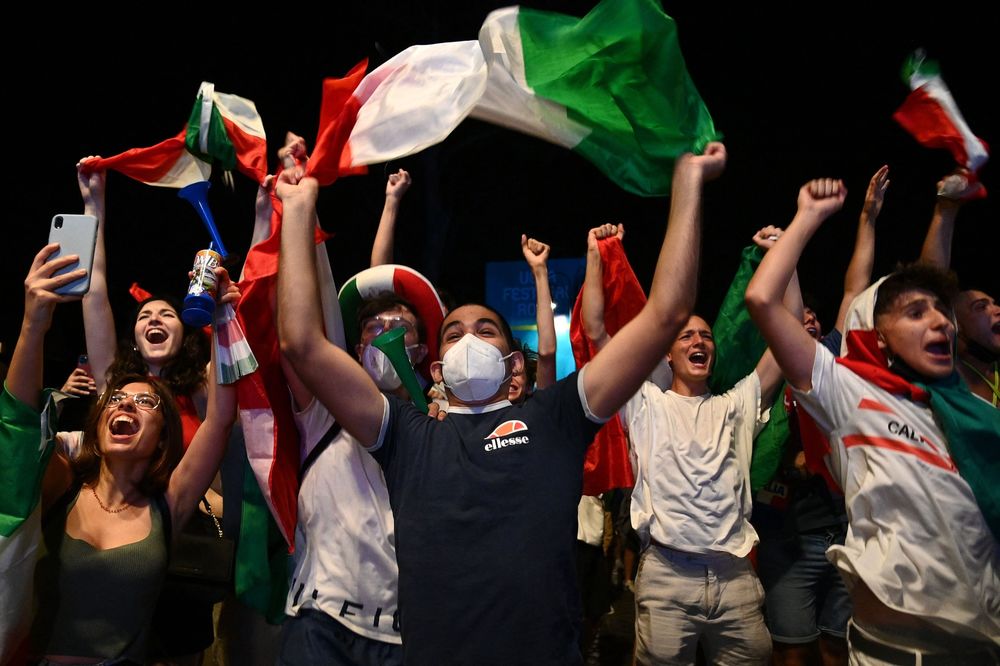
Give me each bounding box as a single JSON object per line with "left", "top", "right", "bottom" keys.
{"left": 746, "top": 179, "right": 847, "bottom": 390}
{"left": 835, "top": 165, "right": 888, "bottom": 332}
{"left": 370, "top": 169, "right": 412, "bottom": 267}
{"left": 580, "top": 224, "right": 624, "bottom": 351}
{"left": 918, "top": 168, "right": 981, "bottom": 268}
{"left": 166, "top": 267, "right": 239, "bottom": 528}
{"left": 276, "top": 172, "right": 386, "bottom": 445}
{"left": 76, "top": 160, "right": 116, "bottom": 393}
{"left": 7, "top": 245, "right": 87, "bottom": 407}
{"left": 521, "top": 234, "right": 556, "bottom": 389}
{"left": 584, "top": 144, "right": 726, "bottom": 418}
{"left": 748, "top": 225, "right": 802, "bottom": 408}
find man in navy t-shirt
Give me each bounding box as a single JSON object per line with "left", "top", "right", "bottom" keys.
{"left": 274, "top": 142, "right": 727, "bottom": 665}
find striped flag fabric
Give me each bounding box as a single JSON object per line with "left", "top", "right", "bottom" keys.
{"left": 306, "top": 44, "right": 488, "bottom": 187}
{"left": 80, "top": 82, "right": 266, "bottom": 187}
{"left": 80, "top": 129, "right": 210, "bottom": 188}
{"left": 213, "top": 302, "right": 258, "bottom": 385}
{"left": 569, "top": 235, "right": 644, "bottom": 495}
{"left": 308, "top": 0, "right": 718, "bottom": 196}
{"left": 185, "top": 82, "right": 268, "bottom": 184}
{"left": 1, "top": 392, "right": 62, "bottom": 662}
{"left": 472, "top": 0, "right": 719, "bottom": 196}
{"left": 231, "top": 185, "right": 347, "bottom": 618}
{"left": 893, "top": 50, "right": 989, "bottom": 173}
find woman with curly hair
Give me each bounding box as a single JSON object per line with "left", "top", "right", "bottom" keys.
{"left": 71, "top": 160, "right": 234, "bottom": 664}
{"left": 31, "top": 366, "right": 235, "bottom": 663}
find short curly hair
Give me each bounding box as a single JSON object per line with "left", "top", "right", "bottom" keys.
{"left": 874, "top": 263, "right": 959, "bottom": 322}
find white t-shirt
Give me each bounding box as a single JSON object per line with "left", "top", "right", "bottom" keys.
{"left": 794, "top": 343, "right": 1000, "bottom": 643}
{"left": 623, "top": 373, "right": 765, "bottom": 557}
{"left": 286, "top": 397, "right": 402, "bottom": 644}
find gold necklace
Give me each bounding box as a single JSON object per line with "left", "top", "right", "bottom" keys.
{"left": 89, "top": 484, "right": 132, "bottom": 514}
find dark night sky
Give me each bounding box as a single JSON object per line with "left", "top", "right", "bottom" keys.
{"left": 5, "top": 3, "right": 997, "bottom": 388}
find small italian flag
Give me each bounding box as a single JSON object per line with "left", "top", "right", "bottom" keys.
{"left": 185, "top": 82, "right": 268, "bottom": 185}
{"left": 81, "top": 82, "right": 267, "bottom": 187}
{"left": 893, "top": 50, "right": 989, "bottom": 173}
{"left": 81, "top": 129, "right": 210, "bottom": 188}
{"left": 308, "top": 0, "right": 719, "bottom": 196}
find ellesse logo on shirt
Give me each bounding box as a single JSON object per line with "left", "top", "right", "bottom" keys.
{"left": 484, "top": 420, "right": 530, "bottom": 452}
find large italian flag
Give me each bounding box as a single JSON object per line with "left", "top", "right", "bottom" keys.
{"left": 309, "top": 0, "right": 719, "bottom": 196}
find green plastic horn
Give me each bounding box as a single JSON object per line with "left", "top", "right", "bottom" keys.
{"left": 372, "top": 328, "right": 429, "bottom": 414}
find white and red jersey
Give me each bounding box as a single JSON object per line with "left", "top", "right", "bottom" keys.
{"left": 794, "top": 343, "right": 1000, "bottom": 643}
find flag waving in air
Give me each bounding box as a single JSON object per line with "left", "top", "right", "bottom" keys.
{"left": 308, "top": 0, "right": 719, "bottom": 196}
{"left": 893, "top": 50, "right": 989, "bottom": 175}
{"left": 80, "top": 82, "right": 266, "bottom": 187}
{"left": 185, "top": 82, "right": 268, "bottom": 184}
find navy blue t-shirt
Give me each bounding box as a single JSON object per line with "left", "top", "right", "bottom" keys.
{"left": 371, "top": 371, "right": 603, "bottom": 665}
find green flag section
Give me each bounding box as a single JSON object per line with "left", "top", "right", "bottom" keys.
{"left": 235, "top": 456, "right": 289, "bottom": 625}
{"left": 709, "top": 245, "right": 790, "bottom": 491}
{"left": 919, "top": 374, "right": 1000, "bottom": 540}
{"left": 185, "top": 82, "right": 268, "bottom": 184}
{"left": 1, "top": 389, "right": 63, "bottom": 660}
{"left": 474, "top": 0, "right": 720, "bottom": 196}
{"left": 319, "top": 0, "right": 718, "bottom": 195}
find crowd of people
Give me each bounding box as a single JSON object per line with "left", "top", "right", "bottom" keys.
{"left": 1, "top": 124, "right": 997, "bottom": 666}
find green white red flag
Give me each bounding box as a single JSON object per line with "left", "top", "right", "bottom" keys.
{"left": 309, "top": 0, "right": 719, "bottom": 196}
{"left": 893, "top": 51, "right": 989, "bottom": 173}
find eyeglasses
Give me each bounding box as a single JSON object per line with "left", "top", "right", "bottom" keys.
{"left": 107, "top": 390, "right": 161, "bottom": 411}
{"left": 361, "top": 314, "right": 416, "bottom": 339}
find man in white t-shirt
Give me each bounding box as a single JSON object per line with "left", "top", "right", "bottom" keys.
{"left": 582, "top": 225, "right": 790, "bottom": 665}
{"left": 277, "top": 292, "right": 432, "bottom": 666}
{"left": 746, "top": 177, "right": 1000, "bottom": 663}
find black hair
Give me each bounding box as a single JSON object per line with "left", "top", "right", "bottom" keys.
{"left": 874, "top": 263, "right": 959, "bottom": 321}
{"left": 516, "top": 339, "right": 539, "bottom": 389}
{"left": 439, "top": 303, "right": 517, "bottom": 353}
{"left": 106, "top": 295, "right": 210, "bottom": 397}
{"left": 357, "top": 291, "right": 426, "bottom": 343}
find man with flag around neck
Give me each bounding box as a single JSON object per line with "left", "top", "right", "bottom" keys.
{"left": 746, "top": 178, "right": 1000, "bottom": 661}
{"left": 275, "top": 143, "right": 726, "bottom": 664}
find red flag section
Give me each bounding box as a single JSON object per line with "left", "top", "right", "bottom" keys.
{"left": 570, "top": 237, "right": 645, "bottom": 495}
{"left": 306, "top": 60, "right": 369, "bottom": 186}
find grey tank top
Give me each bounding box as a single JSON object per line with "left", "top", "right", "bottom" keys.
{"left": 32, "top": 490, "right": 169, "bottom": 662}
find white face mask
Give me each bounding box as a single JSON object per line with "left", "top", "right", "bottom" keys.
{"left": 439, "top": 333, "right": 514, "bottom": 403}
{"left": 362, "top": 344, "right": 422, "bottom": 391}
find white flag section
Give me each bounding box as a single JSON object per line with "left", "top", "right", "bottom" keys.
{"left": 471, "top": 6, "right": 588, "bottom": 149}
{"left": 345, "top": 41, "right": 487, "bottom": 168}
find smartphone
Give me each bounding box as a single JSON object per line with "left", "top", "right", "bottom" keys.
{"left": 47, "top": 214, "right": 98, "bottom": 296}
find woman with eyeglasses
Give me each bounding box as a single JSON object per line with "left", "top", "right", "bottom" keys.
{"left": 71, "top": 160, "right": 235, "bottom": 664}
{"left": 29, "top": 303, "right": 237, "bottom": 663}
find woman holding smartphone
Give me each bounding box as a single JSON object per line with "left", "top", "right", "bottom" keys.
{"left": 31, "top": 363, "right": 236, "bottom": 663}
{"left": 10, "top": 249, "right": 239, "bottom": 663}
{"left": 72, "top": 160, "right": 225, "bottom": 664}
